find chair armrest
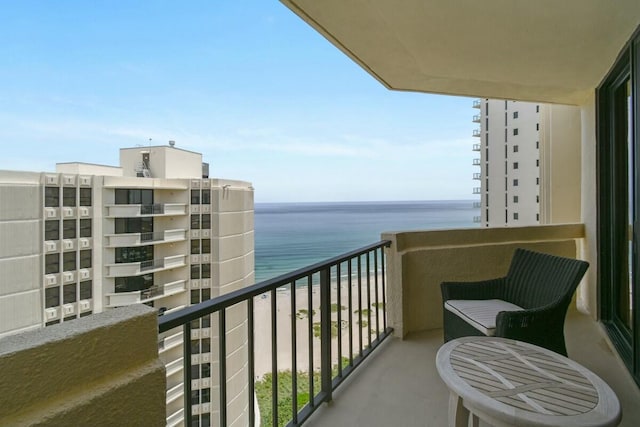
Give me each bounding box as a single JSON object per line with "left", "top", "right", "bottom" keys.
{"left": 440, "top": 277, "right": 506, "bottom": 301}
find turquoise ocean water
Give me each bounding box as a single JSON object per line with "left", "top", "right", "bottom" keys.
{"left": 254, "top": 200, "right": 478, "bottom": 283}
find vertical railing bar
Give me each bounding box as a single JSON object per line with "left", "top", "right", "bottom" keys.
{"left": 183, "top": 322, "right": 193, "bottom": 427}
{"left": 336, "top": 262, "right": 342, "bottom": 376}
{"left": 320, "top": 267, "right": 332, "bottom": 403}
{"left": 271, "top": 288, "right": 278, "bottom": 427}
{"left": 348, "top": 258, "right": 353, "bottom": 365}
{"left": 219, "top": 308, "right": 227, "bottom": 427}
{"left": 374, "top": 248, "right": 380, "bottom": 338}
{"left": 307, "top": 275, "right": 314, "bottom": 407}
{"left": 357, "top": 255, "right": 363, "bottom": 357}
{"left": 248, "top": 298, "right": 255, "bottom": 427}
{"left": 291, "top": 281, "right": 298, "bottom": 424}
{"left": 381, "top": 246, "right": 388, "bottom": 330}
{"left": 366, "top": 251, "right": 372, "bottom": 348}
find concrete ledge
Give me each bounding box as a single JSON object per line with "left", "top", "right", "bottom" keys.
{"left": 0, "top": 305, "right": 166, "bottom": 426}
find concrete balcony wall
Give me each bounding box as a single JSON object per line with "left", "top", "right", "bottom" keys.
{"left": 383, "top": 224, "right": 585, "bottom": 337}
{"left": 0, "top": 305, "right": 166, "bottom": 426}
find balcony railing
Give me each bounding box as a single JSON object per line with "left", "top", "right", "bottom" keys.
{"left": 472, "top": 158, "right": 481, "bottom": 166}
{"left": 106, "top": 280, "right": 187, "bottom": 307}
{"left": 159, "top": 240, "right": 392, "bottom": 427}
{"left": 105, "top": 229, "right": 187, "bottom": 247}
{"left": 472, "top": 173, "right": 481, "bottom": 180}
{"left": 107, "top": 254, "right": 187, "bottom": 277}
{"left": 472, "top": 143, "right": 481, "bottom": 151}
{"left": 472, "top": 114, "right": 481, "bottom": 123}
{"left": 472, "top": 187, "right": 481, "bottom": 194}
{"left": 106, "top": 203, "right": 187, "bottom": 218}
{"left": 472, "top": 129, "right": 481, "bottom": 137}
{"left": 472, "top": 99, "right": 482, "bottom": 108}
{"left": 473, "top": 201, "right": 481, "bottom": 208}
{"left": 473, "top": 215, "right": 482, "bottom": 223}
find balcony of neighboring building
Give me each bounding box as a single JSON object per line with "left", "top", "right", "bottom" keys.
{"left": 472, "top": 128, "right": 481, "bottom": 137}
{"left": 472, "top": 172, "right": 481, "bottom": 180}
{"left": 106, "top": 203, "right": 187, "bottom": 218}
{"left": 472, "top": 201, "right": 481, "bottom": 208}
{"left": 472, "top": 187, "right": 481, "bottom": 194}
{"left": 472, "top": 99, "right": 482, "bottom": 108}
{"left": 105, "top": 229, "right": 187, "bottom": 247}
{"left": 106, "top": 254, "right": 187, "bottom": 277}
{"left": 472, "top": 114, "right": 481, "bottom": 123}
{"left": 472, "top": 158, "right": 480, "bottom": 166}
{"left": 105, "top": 279, "right": 187, "bottom": 308}
{"left": 472, "top": 143, "right": 481, "bottom": 151}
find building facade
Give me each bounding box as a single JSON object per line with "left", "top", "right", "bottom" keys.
{"left": 0, "top": 145, "right": 254, "bottom": 427}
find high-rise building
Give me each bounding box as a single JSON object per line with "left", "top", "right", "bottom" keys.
{"left": 0, "top": 144, "right": 254, "bottom": 426}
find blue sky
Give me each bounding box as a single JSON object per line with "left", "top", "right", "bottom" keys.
{"left": 0, "top": 1, "right": 475, "bottom": 202}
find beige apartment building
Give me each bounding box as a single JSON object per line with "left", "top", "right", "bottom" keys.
{"left": 0, "top": 144, "right": 254, "bottom": 427}
{"left": 474, "top": 99, "right": 582, "bottom": 227}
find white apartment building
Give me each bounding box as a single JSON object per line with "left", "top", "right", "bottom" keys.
{"left": 0, "top": 144, "right": 254, "bottom": 427}
{"left": 473, "top": 99, "right": 581, "bottom": 227}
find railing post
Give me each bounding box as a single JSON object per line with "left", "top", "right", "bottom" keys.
{"left": 320, "top": 267, "right": 332, "bottom": 403}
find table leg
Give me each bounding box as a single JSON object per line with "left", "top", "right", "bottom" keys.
{"left": 448, "top": 391, "right": 469, "bottom": 427}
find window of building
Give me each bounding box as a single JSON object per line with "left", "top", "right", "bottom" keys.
{"left": 504, "top": 112, "right": 507, "bottom": 126}
{"left": 191, "top": 340, "right": 200, "bottom": 354}
{"left": 537, "top": 213, "right": 540, "bottom": 221}
{"left": 536, "top": 141, "right": 539, "bottom": 149}
{"left": 536, "top": 177, "right": 540, "bottom": 185}
{"left": 115, "top": 217, "right": 153, "bottom": 234}
{"left": 191, "top": 264, "right": 200, "bottom": 279}
{"left": 63, "top": 187, "right": 76, "bottom": 207}
{"left": 191, "top": 214, "right": 200, "bottom": 229}
{"left": 115, "top": 246, "right": 153, "bottom": 264}
{"left": 201, "top": 414, "right": 211, "bottom": 427}
{"left": 79, "top": 219, "right": 91, "bottom": 237}
{"left": 191, "top": 319, "right": 200, "bottom": 330}
{"left": 45, "top": 253, "right": 59, "bottom": 274}
{"left": 513, "top": 145, "right": 519, "bottom": 153}
{"left": 201, "top": 263, "right": 211, "bottom": 279}
{"left": 191, "top": 390, "right": 199, "bottom": 405}
{"left": 191, "top": 365, "right": 201, "bottom": 380}
{"left": 79, "top": 188, "right": 92, "bottom": 206}
{"left": 513, "top": 128, "right": 519, "bottom": 136}
{"left": 63, "top": 252, "right": 76, "bottom": 272}
{"left": 191, "top": 239, "right": 200, "bottom": 254}
{"left": 536, "top": 105, "right": 540, "bottom": 113}
{"left": 202, "top": 315, "right": 211, "bottom": 328}
{"left": 536, "top": 123, "right": 540, "bottom": 131}
{"left": 64, "top": 284, "right": 77, "bottom": 304}
{"left": 202, "top": 189, "right": 210, "bottom": 204}
{"left": 63, "top": 219, "right": 76, "bottom": 239}
{"left": 513, "top": 111, "right": 518, "bottom": 119}
{"left": 80, "top": 281, "right": 92, "bottom": 299}
{"left": 191, "top": 189, "right": 200, "bottom": 204}
{"left": 80, "top": 250, "right": 91, "bottom": 268}
{"left": 201, "top": 214, "right": 211, "bottom": 229}
{"left": 201, "top": 288, "right": 210, "bottom": 301}
{"left": 202, "top": 362, "right": 211, "bottom": 377}
{"left": 513, "top": 212, "right": 519, "bottom": 220}
{"left": 201, "top": 338, "right": 211, "bottom": 353}
{"left": 513, "top": 162, "right": 519, "bottom": 169}
{"left": 45, "top": 287, "right": 60, "bottom": 308}
{"left": 536, "top": 195, "right": 540, "bottom": 203}
{"left": 536, "top": 159, "right": 539, "bottom": 167}
{"left": 201, "top": 388, "right": 211, "bottom": 404}
{"left": 513, "top": 179, "right": 519, "bottom": 186}
{"left": 201, "top": 239, "right": 210, "bottom": 254}
{"left": 45, "top": 187, "right": 59, "bottom": 207}
{"left": 115, "top": 189, "right": 153, "bottom": 205}
{"left": 45, "top": 220, "right": 59, "bottom": 240}
{"left": 115, "top": 275, "right": 153, "bottom": 293}
{"left": 191, "top": 289, "right": 200, "bottom": 304}
{"left": 514, "top": 196, "right": 519, "bottom": 203}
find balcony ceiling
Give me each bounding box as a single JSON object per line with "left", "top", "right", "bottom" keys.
{"left": 281, "top": 0, "right": 640, "bottom": 105}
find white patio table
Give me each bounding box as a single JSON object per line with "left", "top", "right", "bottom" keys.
{"left": 436, "top": 337, "right": 621, "bottom": 427}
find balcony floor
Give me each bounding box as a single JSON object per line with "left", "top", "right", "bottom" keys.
{"left": 305, "top": 310, "right": 640, "bottom": 427}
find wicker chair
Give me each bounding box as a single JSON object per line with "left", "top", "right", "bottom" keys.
{"left": 440, "top": 248, "right": 589, "bottom": 356}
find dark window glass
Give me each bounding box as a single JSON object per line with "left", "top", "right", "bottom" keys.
{"left": 191, "top": 289, "right": 200, "bottom": 304}
{"left": 45, "top": 287, "right": 60, "bottom": 308}
{"left": 63, "top": 219, "right": 76, "bottom": 239}
{"left": 63, "top": 251, "right": 76, "bottom": 271}
{"left": 63, "top": 187, "right": 76, "bottom": 207}
{"left": 80, "top": 250, "right": 92, "bottom": 268}
{"left": 513, "top": 128, "right": 519, "bottom": 136}
{"left": 45, "top": 253, "right": 59, "bottom": 274}
{"left": 201, "top": 214, "right": 210, "bottom": 229}
{"left": 201, "top": 413, "right": 210, "bottom": 427}
{"left": 45, "top": 220, "right": 59, "bottom": 240}
{"left": 201, "top": 288, "right": 210, "bottom": 301}
{"left": 201, "top": 264, "right": 211, "bottom": 279}
{"left": 115, "top": 217, "right": 153, "bottom": 234}
{"left": 201, "top": 388, "right": 211, "bottom": 403}
{"left": 513, "top": 179, "right": 519, "bottom": 186}
{"left": 191, "top": 390, "right": 199, "bottom": 405}
{"left": 202, "top": 315, "right": 211, "bottom": 328}
{"left": 191, "top": 340, "right": 200, "bottom": 354}
{"left": 201, "top": 338, "right": 211, "bottom": 353}
{"left": 115, "top": 189, "right": 128, "bottom": 204}
{"left": 79, "top": 188, "right": 92, "bottom": 206}
{"left": 201, "top": 239, "right": 210, "bottom": 254}
{"left": 191, "top": 214, "right": 200, "bottom": 229}
{"left": 191, "top": 319, "right": 200, "bottom": 330}
{"left": 63, "top": 284, "right": 77, "bottom": 304}
{"left": 115, "top": 275, "right": 153, "bottom": 293}
{"left": 115, "top": 189, "right": 153, "bottom": 205}
{"left": 201, "top": 363, "right": 211, "bottom": 377}
{"left": 191, "top": 365, "right": 201, "bottom": 380}
{"left": 80, "top": 281, "right": 92, "bottom": 299}
{"left": 191, "top": 239, "right": 200, "bottom": 254}
{"left": 191, "top": 265, "right": 200, "bottom": 279}
{"left": 202, "top": 190, "right": 210, "bottom": 204}
{"left": 79, "top": 219, "right": 91, "bottom": 237}
{"left": 45, "top": 187, "right": 59, "bottom": 207}
{"left": 115, "top": 246, "right": 153, "bottom": 263}
{"left": 191, "top": 190, "right": 200, "bottom": 204}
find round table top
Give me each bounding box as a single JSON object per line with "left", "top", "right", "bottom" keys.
{"left": 436, "top": 337, "right": 621, "bottom": 427}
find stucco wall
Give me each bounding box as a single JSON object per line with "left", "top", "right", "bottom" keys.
{"left": 383, "top": 224, "right": 585, "bottom": 337}
{"left": 0, "top": 305, "right": 166, "bottom": 426}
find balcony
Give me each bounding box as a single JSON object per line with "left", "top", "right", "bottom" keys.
{"left": 472, "top": 114, "right": 481, "bottom": 123}
{"left": 106, "top": 279, "right": 187, "bottom": 307}
{"left": 472, "top": 201, "right": 481, "bottom": 208}
{"left": 472, "top": 158, "right": 480, "bottom": 166}
{"left": 105, "top": 203, "right": 187, "bottom": 218}
{"left": 472, "top": 99, "right": 482, "bottom": 108}
{"left": 472, "top": 187, "right": 481, "bottom": 194}
{"left": 473, "top": 215, "right": 481, "bottom": 223}
{"left": 472, "top": 143, "right": 480, "bottom": 151}
{"left": 472, "top": 172, "right": 481, "bottom": 180}
{"left": 105, "top": 229, "right": 187, "bottom": 247}
{"left": 472, "top": 128, "right": 481, "bottom": 137}
{"left": 106, "top": 254, "right": 187, "bottom": 277}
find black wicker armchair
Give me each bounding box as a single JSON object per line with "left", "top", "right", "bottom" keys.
{"left": 440, "top": 248, "right": 589, "bottom": 356}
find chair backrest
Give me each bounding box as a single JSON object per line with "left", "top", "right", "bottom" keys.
{"left": 504, "top": 248, "right": 589, "bottom": 309}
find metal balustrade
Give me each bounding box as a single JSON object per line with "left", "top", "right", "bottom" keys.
{"left": 159, "top": 240, "right": 392, "bottom": 427}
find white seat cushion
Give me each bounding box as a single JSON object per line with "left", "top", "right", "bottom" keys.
{"left": 444, "top": 299, "right": 524, "bottom": 336}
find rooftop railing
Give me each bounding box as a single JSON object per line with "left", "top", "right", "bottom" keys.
{"left": 159, "top": 240, "right": 393, "bottom": 427}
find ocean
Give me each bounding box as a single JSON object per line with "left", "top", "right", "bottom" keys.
{"left": 254, "top": 200, "right": 478, "bottom": 283}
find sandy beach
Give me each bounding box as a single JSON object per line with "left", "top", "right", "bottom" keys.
{"left": 252, "top": 275, "right": 387, "bottom": 378}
